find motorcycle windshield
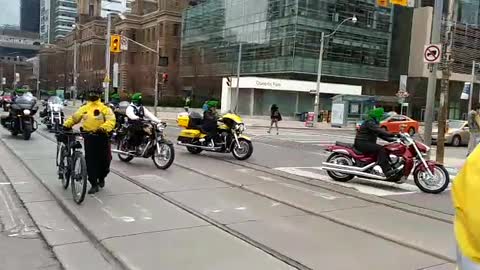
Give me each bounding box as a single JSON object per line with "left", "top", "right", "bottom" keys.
{"left": 14, "top": 94, "right": 37, "bottom": 109}
{"left": 47, "top": 96, "right": 63, "bottom": 104}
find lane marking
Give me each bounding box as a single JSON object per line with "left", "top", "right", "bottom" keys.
{"left": 275, "top": 167, "right": 419, "bottom": 197}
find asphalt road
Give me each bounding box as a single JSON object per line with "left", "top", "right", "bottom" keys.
{"left": 0, "top": 109, "right": 460, "bottom": 270}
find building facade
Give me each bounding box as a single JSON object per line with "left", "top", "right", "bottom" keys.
{"left": 40, "top": 0, "right": 78, "bottom": 43}
{"left": 20, "top": 0, "right": 41, "bottom": 33}
{"left": 39, "top": 0, "right": 190, "bottom": 101}
{"left": 180, "top": 0, "right": 394, "bottom": 114}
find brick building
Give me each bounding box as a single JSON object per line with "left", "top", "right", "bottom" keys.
{"left": 38, "top": 0, "right": 189, "bottom": 102}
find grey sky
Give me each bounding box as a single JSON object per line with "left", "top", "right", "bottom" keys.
{"left": 0, "top": 0, "right": 20, "bottom": 26}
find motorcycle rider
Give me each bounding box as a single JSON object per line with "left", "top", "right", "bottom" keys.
{"left": 125, "top": 93, "right": 161, "bottom": 150}
{"left": 354, "top": 108, "right": 398, "bottom": 177}
{"left": 63, "top": 88, "right": 116, "bottom": 194}
{"left": 200, "top": 100, "right": 219, "bottom": 146}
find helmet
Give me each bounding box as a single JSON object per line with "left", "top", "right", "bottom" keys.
{"left": 131, "top": 92, "right": 142, "bottom": 105}
{"left": 111, "top": 93, "right": 120, "bottom": 101}
{"left": 206, "top": 100, "right": 219, "bottom": 109}
{"left": 368, "top": 107, "right": 385, "bottom": 122}
{"left": 87, "top": 87, "right": 103, "bottom": 101}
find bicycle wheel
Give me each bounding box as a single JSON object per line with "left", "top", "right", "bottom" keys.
{"left": 58, "top": 144, "right": 70, "bottom": 189}
{"left": 71, "top": 151, "right": 88, "bottom": 204}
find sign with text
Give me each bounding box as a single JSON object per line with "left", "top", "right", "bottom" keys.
{"left": 461, "top": 82, "right": 471, "bottom": 100}
{"left": 391, "top": 0, "right": 407, "bottom": 6}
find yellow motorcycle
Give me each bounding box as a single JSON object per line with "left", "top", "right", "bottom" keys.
{"left": 177, "top": 112, "right": 253, "bottom": 160}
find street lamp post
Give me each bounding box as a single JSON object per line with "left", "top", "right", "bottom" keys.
{"left": 313, "top": 16, "right": 357, "bottom": 126}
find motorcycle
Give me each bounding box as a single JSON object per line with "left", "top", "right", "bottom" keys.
{"left": 40, "top": 96, "right": 65, "bottom": 131}
{"left": 321, "top": 133, "right": 450, "bottom": 194}
{"left": 0, "top": 93, "right": 39, "bottom": 140}
{"left": 176, "top": 112, "right": 254, "bottom": 160}
{"left": 112, "top": 120, "right": 175, "bottom": 170}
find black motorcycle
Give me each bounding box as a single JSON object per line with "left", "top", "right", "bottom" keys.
{"left": 1, "top": 93, "right": 39, "bottom": 140}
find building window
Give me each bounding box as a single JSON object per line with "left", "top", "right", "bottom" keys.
{"left": 172, "top": 49, "right": 177, "bottom": 62}
{"left": 89, "top": 4, "right": 94, "bottom": 16}
{"left": 173, "top": 23, "right": 180, "bottom": 36}
{"left": 159, "top": 23, "right": 163, "bottom": 37}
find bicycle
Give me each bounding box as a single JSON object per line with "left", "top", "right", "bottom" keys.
{"left": 55, "top": 130, "right": 88, "bottom": 204}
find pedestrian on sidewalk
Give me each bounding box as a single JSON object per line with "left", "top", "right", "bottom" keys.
{"left": 268, "top": 104, "right": 281, "bottom": 135}
{"left": 467, "top": 104, "right": 480, "bottom": 156}
{"left": 453, "top": 146, "right": 480, "bottom": 270}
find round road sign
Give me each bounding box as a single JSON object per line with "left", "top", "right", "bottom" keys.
{"left": 424, "top": 44, "right": 441, "bottom": 63}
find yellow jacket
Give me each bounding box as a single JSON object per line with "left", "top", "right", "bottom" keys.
{"left": 453, "top": 145, "right": 480, "bottom": 263}
{"left": 64, "top": 100, "right": 116, "bottom": 132}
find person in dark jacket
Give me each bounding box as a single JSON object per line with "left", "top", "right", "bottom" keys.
{"left": 354, "top": 108, "right": 398, "bottom": 177}
{"left": 268, "top": 104, "right": 281, "bottom": 135}
{"left": 200, "top": 100, "right": 219, "bottom": 146}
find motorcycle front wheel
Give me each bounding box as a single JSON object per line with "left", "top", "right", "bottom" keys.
{"left": 152, "top": 142, "right": 175, "bottom": 170}
{"left": 232, "top": 139, "right": 253, "bottom": 160}
{"left": 414, "top": 164, "right": 450, "bottom": 194}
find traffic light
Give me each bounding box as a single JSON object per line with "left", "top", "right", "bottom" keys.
{"left": 110, "top": 35, "right": 121, "bottom": 53}
{"left": 162, "top": 72, "right": 168, "bottom": 84}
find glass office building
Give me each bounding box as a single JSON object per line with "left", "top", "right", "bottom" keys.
{"left": 181, "top": 0, "right": 394, "bottom": 82}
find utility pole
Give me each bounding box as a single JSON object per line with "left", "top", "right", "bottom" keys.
{"left": 154, "top": 39, "right": 160, "bottom": 116}
{"left": 0, "top": 64, "right": 3, "bottom": 92}
{"left": 234, "top": 43, "right": 242, "bottom": 113}
{"left": 313, "top": 31, "right": 325, "bottom": 126}
{"left": 73, "top": 40, "right": 78, "bottom": 106}
{"left": 104, "top": 13, "right": 112, "bottom": 103}
{"left": 423, "top": 0, "right": 443, "bottom": 152}
{"left": 469, "top": 60, "right": 476, "bottom": 112}
{"left": 436, "top": 0, "right": 455, "bottom": 164}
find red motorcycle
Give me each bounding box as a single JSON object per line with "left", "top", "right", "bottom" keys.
{"left": 321, "top": 133, "right": 450, "bottom": 194}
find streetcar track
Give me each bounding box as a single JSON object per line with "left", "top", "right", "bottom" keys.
{"left": 33, "top": 128, "right": 311, "bottom": 270}
{"left": 33, "top": 128, "right": 455, "bottom": 264}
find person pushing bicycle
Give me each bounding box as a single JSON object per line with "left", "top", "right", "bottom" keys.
{"left": 63, "top": 88, "right": 116, "bottom": 194}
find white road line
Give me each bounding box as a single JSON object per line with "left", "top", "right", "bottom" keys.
{"left": 275, "top": 167, "right": 419, "bottom": 197}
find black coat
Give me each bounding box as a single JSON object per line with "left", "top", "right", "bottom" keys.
{"left": 202, "top": 110, "right": 218, "bottom": 132}
{"left": 354, "top": 119, "right": 395, "bottom": 146}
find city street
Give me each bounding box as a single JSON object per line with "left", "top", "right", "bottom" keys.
{"left": 0, "top": 110, "right": 460, "bottom": 270}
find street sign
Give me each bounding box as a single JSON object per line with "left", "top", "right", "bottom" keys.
{"left": 424, "top": 44, "right": 442, "bottom": 64}
{"left": 377, "top": 0, "right": 388, "bottom": 7}
{"left": 391, "top": 0, "right": 407, "bottom": 6}
{"left": 120, "top": 37, "right": 128, "bottom": 51}
{"left": 15, "top": 73, "right": 20, "bottom": 83}
{"left": 113, "top": 63, "right": 119, "bottom": 88}
{"left": 103, "top": 75, "right": 110, "bottom": 83}
{"left": 461, "top": 82, "right": 471, "bottom": 100}
{"left": 1, "top": 77, "right": 5, "bottom": 85}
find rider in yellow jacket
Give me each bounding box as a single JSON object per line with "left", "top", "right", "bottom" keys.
{"left": 453, "top": 145, "right": 480, "bottom": 269}
{"left": 64, "top": 88, "right": 115, "bottom": 194}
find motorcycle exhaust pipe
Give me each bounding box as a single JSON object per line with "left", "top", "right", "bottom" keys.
{"left": 177, "top": 141, "right": 222, "bottom": 151}
{"left": 111, "top": 149, "right": 135, "bottom": 156}
{"left": 321, "top": 162, "right": 375, "bottom": 172}
{"left": 321, "top": 166, "right": 387, "bottom": 180}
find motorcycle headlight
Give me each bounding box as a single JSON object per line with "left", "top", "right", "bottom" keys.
{"left": 23, "top": 109, "right": 31, "bottom": 115}
{"left": 236, "top": 123, "right": 246, "bottom": 132}
{"left": 53, "top": 107, "right": 60, "bottom": 112}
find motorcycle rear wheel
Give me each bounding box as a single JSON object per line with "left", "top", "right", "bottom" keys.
{"left": 118, "top": 139, "right": 134, "bottom": 162}
{"left": 326, "top": 153, "right": 355, "bottom": 182}
{"left": 414, "top": 164, "right": 450, "bottom": 194}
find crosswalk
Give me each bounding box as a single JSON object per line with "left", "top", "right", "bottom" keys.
{"left": 274, "top": 166, "right": 452, "bottom": 197}
{"left": 247, "top": 129, "right": 355, "bottom": 147}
